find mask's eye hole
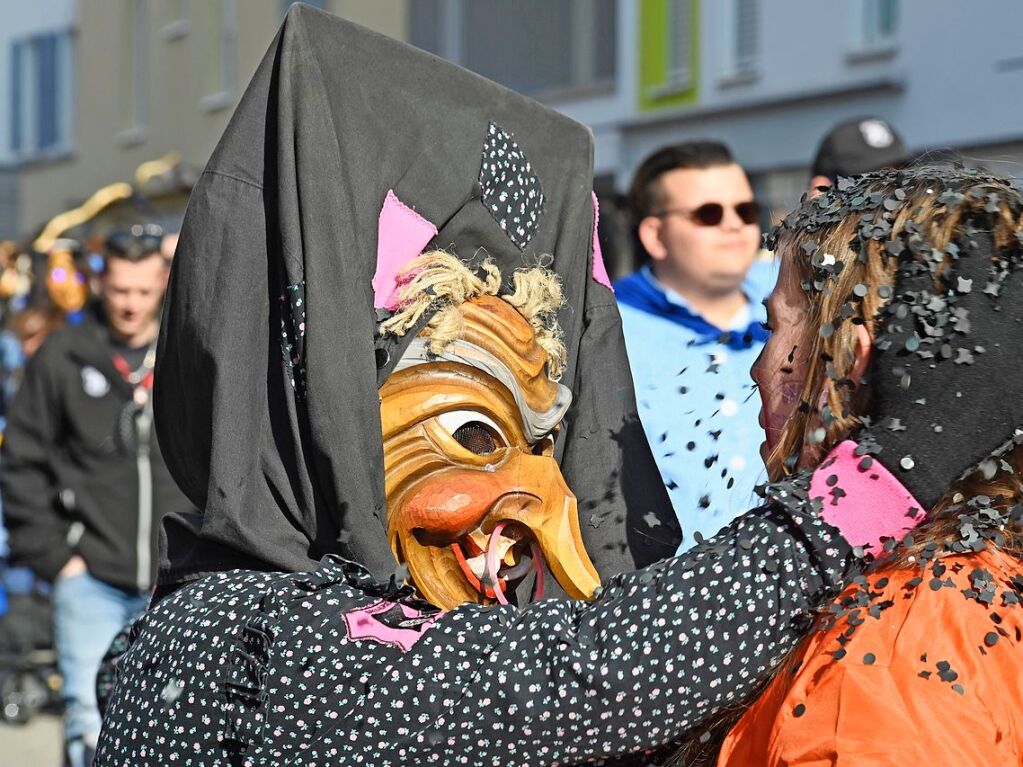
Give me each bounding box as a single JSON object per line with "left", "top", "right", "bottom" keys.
{"left": 531, "top": 435, "right": 554, "bottom": 456}
{"left": 436, "top": 411, "right": 508, "bottom": 456}
{"left": 453, "top": 423, "right": 498, "bottom": 455}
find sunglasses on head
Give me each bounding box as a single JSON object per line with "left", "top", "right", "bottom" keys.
{"left": 105, "top": 224, "right": 164, "bottom": 258}
{"left": 654, "top": 200, "right": 760, "bottom": 227}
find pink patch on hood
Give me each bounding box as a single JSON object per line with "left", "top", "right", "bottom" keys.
{"left": 590, "top": 192, "right": 613, "bottom": 291}
{"left": 372, "top": 189, "right": 438, "bottom": 310}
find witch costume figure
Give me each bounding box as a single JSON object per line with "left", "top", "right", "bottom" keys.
{"left": 96, "top": 7, "right": 923, "bottom": 766}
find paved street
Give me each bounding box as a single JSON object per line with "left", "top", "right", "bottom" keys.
{"left": 0, "top": 714, "right": 61, "bottom": 766}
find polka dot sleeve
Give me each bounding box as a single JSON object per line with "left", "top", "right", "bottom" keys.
{"left": 303, "top": 502, "right": 855, "bottom": 765}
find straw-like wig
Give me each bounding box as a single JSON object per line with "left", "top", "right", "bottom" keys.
{"left": 378, "top": 251, "right": 567, "bottom": 380}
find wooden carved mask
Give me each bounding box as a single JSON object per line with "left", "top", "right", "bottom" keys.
{"left": 45, "top": 248, "right": 88, "bottom": 315}
{"left": 380, "top": 294, "right": 600, "bottom": 610}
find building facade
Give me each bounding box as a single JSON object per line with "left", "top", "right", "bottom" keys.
{"left": 0, "top": 0, "right": 406, "bottom": 240}
{"left": 408, "top": 0, "right": 1023, "bottom": 271}
{"left": 4, "top": 1, "right": 1023, "bottom": 249}
{"left": 0, "top": 0, "right": 77, "bottom": 239}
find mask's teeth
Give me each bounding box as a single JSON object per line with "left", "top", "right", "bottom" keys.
{"left": 494, "top": 534, "right": 516, "bottom": 561}
{"left": 467, "top": 529, "right": 489, "bottom": 555}
{"left": 470, "top": 527, "right": 520, "bottom": 563}
{"left": 466, "top": 552, "right": 487, "bottom": 579}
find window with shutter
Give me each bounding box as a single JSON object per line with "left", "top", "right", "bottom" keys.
{"left": 734, "top": 0, "right": 758, "bottom": 74}
{"left": 862, "top": 0, "right": 898, "bottom": 49}
{"left": 8, "top": 30, "right": 74, "bottom": 160}
{"left": 666, "top": 0, "right": 693, "bottom": 88}
{"left": 409, "top": 0, "right": 617, "bottom": 99}
{"left": 125, "top": 0, "right": 150, "bottom": 134}
{"left": 847, "top": 0, "right": 898, "bottom": 60}
{"left": 719, "top": 0, "right": 758, "bottom": 81}
{"left": 200, "top": 0, "right": 238, "bottom": 112}
{"left": 10, "top": 41, "right": 25, "bottom": 155}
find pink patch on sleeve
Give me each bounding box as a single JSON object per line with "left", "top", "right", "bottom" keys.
{"left": 590, "top": 191, "right": 613, "bottom": 291}
{"left": 372, "top": 190, "right": 438, "bottom": 310}
{"left": 810, "top": 440, "right": 925, "bottom": 554}
{"left": 344, "top": 599, "right": 440, "bottom": 653}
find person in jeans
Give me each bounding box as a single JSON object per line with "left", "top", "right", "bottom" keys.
{"left": 1, "top": 226, "right": 194, "bottom": 767}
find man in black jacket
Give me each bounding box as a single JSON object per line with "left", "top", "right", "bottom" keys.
{"left": 1, "top": 227, "right": 194, "bottom": 767}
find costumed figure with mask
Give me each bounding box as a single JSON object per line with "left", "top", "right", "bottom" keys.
{"left": 96, "top": 8, "right": 927, "bottom": 765}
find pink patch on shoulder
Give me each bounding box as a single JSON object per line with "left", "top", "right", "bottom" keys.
{"left": 590, "top": 191, "right": 613, "bottom": 291}
{"left": 372, "top": 190, "right": 438, "bottom": 310}
{"left": 344, "top": 599, "right": 440, "bottom": 653}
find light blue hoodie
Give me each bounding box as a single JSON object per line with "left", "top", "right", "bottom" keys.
{"left": 615, "top": 259, "right": 778, "bottom": 551}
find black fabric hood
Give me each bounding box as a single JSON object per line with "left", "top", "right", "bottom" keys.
{"left": 769, "top": 165, "right": 1023, "bottom": 511}
{"left": 154, "top": 5, "right": 679, "bottom": 587}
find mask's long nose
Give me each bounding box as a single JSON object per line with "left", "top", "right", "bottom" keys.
{"left": 487, "top": 451, "right": 600, "bottom": 600}
{"left": 389, "top": 447, "right": 601, "bottom": 609}
{"left": 529, "top": 495, "right": 600, "bottom": 599}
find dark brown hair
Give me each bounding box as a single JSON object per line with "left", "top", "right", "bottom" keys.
{"left": 9, "top": 306, "right": 63, "bottom": 345}
{"left": 628, "top": 141, "right": 735, "bottom": 224}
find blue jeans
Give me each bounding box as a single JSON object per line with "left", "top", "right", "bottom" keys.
{"left": 52, "top": 569, "right": 149, "bottom": 767}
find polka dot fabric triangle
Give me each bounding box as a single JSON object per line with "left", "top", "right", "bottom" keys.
{"left": 478, "top": 122, "right": 546, "bottom": 251}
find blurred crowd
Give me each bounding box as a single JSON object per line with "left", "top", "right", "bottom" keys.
{"left": 0, "top": 224, "right": 180, "bottom": 765}
{"left": 0, "top": 226, "right": 177, "bottom": 439}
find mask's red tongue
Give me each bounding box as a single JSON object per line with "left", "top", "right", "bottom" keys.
{"left": 450, "top": 524, "right": 546, "bottom": 604}
{"left": 484, "top": 522, "right": 545, "bottom": 605}
{"left": 451, "top": 537, "right": 496, "bottom": 599}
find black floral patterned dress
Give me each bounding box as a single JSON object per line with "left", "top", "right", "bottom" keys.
{"left": 95, "top": 499, "right": 853, "bottom": 767}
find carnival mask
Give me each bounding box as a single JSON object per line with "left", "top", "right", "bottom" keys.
{"left": 380, "top": 294, "right": 600, "bottom": 610}
{"left": 46, "top": 248, "right": 88, "bottom": 314}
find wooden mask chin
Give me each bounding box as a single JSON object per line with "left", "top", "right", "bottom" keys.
{"left": 379, "top": 294, "right": 600, "bottom": 610}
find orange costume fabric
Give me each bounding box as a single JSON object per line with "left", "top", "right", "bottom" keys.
{"left": 718, "top": 549, "right": 1023, "bottom": 765}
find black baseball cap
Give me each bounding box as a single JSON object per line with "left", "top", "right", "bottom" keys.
{"left": 811, "top": 117, "right": 911, "bottom": 179}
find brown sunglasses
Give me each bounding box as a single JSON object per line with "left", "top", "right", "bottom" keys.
{"left": 654, "top": 200, "right": 760, "bottom": 227}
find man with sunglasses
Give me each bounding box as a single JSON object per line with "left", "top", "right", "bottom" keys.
{"left": 614, "top": 141, "right": 776, "bottom": 551}
{"left": 1, "top": 225, "right": 194, "bottom": 767}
